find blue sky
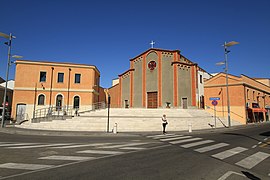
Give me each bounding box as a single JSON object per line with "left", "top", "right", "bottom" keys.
{"left": 0, "top": 0, "right": 269, "bottom": 88}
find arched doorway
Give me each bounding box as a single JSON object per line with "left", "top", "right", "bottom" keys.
{"left": 73, "top": 96, "right": 80, "bottom": 109}
{"left": 56, "top": 94, "right": 63, "bottom": 110}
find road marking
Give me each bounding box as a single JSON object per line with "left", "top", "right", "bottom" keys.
{"left": 235, "top": 151, "right": 270, "bottom": 169}
{"left": 0, "top": 144, "right": 171, "bottom": 180}
{"left": 217, "top": 171, "right": 246, "bottom": 180}
{"left": 264, "top": 138, "right": 268, "bottom": 141}
{"left": 212, "top": 147, "right": 248, "bottom": 160}
{"left": 195, "top": 143, "right": 229, "bottom": 153}
{"left": 180, "top": 140, "right": 214, "bottom": 148}
{"left": 77, "top": 150, "right": 123, "bottom": 155}
{"left": 170, "top": 137, "right": 202, "bottom": 145}
{"left": 51, "top": 143, "right": 112, "bottom": 149}
{"left": 120, "top": 147, "right": 146, "bottom": 150}
{"left": 98, "top": 142, "right": 148, "bottom": 149}
{"left": 252, "top": 145, "right": 257, "bottom": 149}
{"left": 7, "top": 143, "right": 73, "bottom": 149}
{"left": 146, "top": 134, "right": 175, "bottom": 138}
{"left": 0, "top": 143, "right": 39, "bottom": 147}
{"left": 153, "top": 135, "right": 184, "bottom": 139}
{"left": 160, "top": 136, "right": 191, "bottom": 142}
{"left": 0, "top": 163, "right": 54, "bottom": 170}
{"left": 39, "top": 155, "right": 95, "bottom": 161}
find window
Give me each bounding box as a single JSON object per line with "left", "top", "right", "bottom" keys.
{"left": 200, "top": 75, "right": 202, "bottom": 84}
{"left": 75, "top": 74, "right": 81, "bottom": 83}
{"left": 39, "top": 72, "right": 46, "bottom": 82}
{"left": 58, "top": 73, "right": 64, "bottom": 83}
{"left": 73, "top": 96, "right": 80, "bottom": 109}
{"left": 253, "top": 91, "right": 255, "bottom": 100}
{"left": 247, "top": 89, "right": 249, "bottom": 99}
{"left": 38, "top": 94, "right": 45, "bottom": 105}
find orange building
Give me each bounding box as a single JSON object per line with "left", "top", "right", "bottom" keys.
{"left": 204, "top": 73, "right": 270, "bottom": 124}
{"left": 12, "top": 60, "right": 105, "bottom": 122}
{"left": 108, "top": 48, "right": 211, "bottom": 108}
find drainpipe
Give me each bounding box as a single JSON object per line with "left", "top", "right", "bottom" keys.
{"left": 49, "top": 67, "right": 54, "bottom": 107}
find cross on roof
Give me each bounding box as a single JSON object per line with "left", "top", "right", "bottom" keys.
{"left": 150, "top": 40, "right": 155, "bottom": 48}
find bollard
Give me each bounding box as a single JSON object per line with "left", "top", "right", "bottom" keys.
{"left": 188, "top": 122, "right": 192, "bottom": 133}
{"left": 113, "top": 123, "right": 117, "bottom": 134}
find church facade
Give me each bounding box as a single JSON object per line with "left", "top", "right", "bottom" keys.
{"left": 109, "top": 48, "right": 211, "bottom": 108}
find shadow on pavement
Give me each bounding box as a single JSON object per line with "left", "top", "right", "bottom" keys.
{"left": 259, "top": 131, "right": 270, "bottom": 137}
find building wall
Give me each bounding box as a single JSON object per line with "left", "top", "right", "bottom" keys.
{"left": 121, "top": 72, "right": 130, "bottom": 108}
{"left": 133, "top": 57, "right": 143, "bottom": 107}
{"left": 204, "top": 73, "right": 270, "bottom": 124}
{"left": 114, "top": 48, "right": 204, "bottom": 109}
{"left": 161, "top": 52, "right": 173, "bottom": 107}
{"left": 108, "top": 84, "right": 120, "bottom": 108}
{"left": 178, "top": 65, "right": 192, "bottom": 108}
{"left": 12, "top": 60, "right": 100, "bottom": 120}
{"left": 146, "top": 51, "right": 158, "bottom": 93}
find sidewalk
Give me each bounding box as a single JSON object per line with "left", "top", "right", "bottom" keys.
{"left": 0, "top": 122, "right": 268, "bottom": 137}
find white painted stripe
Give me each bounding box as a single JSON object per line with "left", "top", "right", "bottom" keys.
{"left": 252, "top": 145, "right": 257, "bottom": 149}
{"left": 0, "top": 163, "right": 54, "bottom": 170}
{"left": 39, "top": 155, "right": 95, "bottom": 161}
{"left": 120, "top": 147, "right": 146, "bottom": 150}
{"left": 235, "top": 152, "right": 270, "bottom": 169}
{"left": 153, "top": 135, "right": 184, "bottom": 139}
{"left": 195, "top": 143, "right": 229, "bottom": 153}
{"left": 0, "top": 143, "right": 39, "bottom": 147}
{"left": 181, "top": 140, "right": 214, "bottom": 148}
{"left": 98, "top": 143, "right": 148, "bottom": 149}
{"left": 77, "top": 150, "right": 123, "bottom": 155}
{"left": 217, "top": 171, "right": 246, "bottom": 180}
{"left": 212, "top": 147, "right": 248, "bottom": 160}
{"left": 160, "top": 136, "right": 192, "bottom": 142}
{"left": 170, "top": 138, "right": 202, "bottom": 144}
{"left": 146, "top": 134, "right": 175, "bottom": 138}
{"left": 51, "top": 143, "right": 112, "bottom": 149}
{"left": 7, "top": 143, "right": 73, "bottom": 149}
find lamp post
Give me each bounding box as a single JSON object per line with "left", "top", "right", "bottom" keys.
{"left": 0, "top": 32, "right": 16, "bottom": 128}
{"left": 223, "top": 41, "right": 239, "bottom": 127}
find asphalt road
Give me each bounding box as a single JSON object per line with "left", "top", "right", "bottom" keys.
{"left": 0, "top": 123, "right": 269, "bottom": 180}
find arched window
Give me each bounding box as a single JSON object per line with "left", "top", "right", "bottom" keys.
{"left": 73, "top": 96, "right": 80, "bottom": 109}
{"left": 38, "top": 94, "right": 45, "bottom": 105}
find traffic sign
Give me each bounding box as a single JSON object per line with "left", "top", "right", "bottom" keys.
{"left": 1, "top": 102, "right": 8, "bottom": 106}
{"left": 212, "top": 100, "right": 218, "bottom": 106}
{"left": 209, "top": 97, "right": 220, "bottom": 101}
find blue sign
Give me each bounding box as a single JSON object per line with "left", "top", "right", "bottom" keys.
{"left": 209, "top": 97, "right": 220, "bottom": 101}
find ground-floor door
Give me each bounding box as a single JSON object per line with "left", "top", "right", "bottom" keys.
{"left": 182, "top": 98, "right": 188, "bottom": 109}
{"left": 147, "top": 92, "right": 158, "bottom": 108}
{"left": 16, "top": 104, "right": 26, "bottom": 122}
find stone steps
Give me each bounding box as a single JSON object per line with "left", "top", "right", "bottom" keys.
{"left": 17, "top": 108, "right": 242, "bottom": 132}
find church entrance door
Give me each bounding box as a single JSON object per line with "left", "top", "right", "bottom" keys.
{"left": 147, "top": 92, "right": 158, "bottom": 108}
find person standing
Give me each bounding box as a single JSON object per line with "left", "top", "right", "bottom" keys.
{"left": 162, "top": 114, "right": 168, "bottom": 134}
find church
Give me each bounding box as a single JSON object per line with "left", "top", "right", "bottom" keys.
{"left": 108, "top": 48, "right": 211, "bottom": 109}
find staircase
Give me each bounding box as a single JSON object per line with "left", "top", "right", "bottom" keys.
{"left": 17, "top": 108, "right": 242, "bottom": 132}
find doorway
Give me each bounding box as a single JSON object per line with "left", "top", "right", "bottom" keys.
{"left": 147, "top": 92, "right": 158, "bottom": 108}
{"left": 182, "top": 98, "right": 188, "bottom": 109}
{"left": 16, "top": 104, "right": 26, "bottom": 122}
{"left": 56, "top": 94, "right": 63, "bottom": 110}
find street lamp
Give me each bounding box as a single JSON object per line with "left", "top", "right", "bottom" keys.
{"left": 0, "top": 32, "right": 16, "bottom": 128}
{"left": 223, "top": 41, "right": 239, "bottom": 127}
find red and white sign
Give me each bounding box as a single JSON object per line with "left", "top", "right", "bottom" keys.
{"left": 2, "top": 102, "right": 8, "bottom": 106}
{"left": 212, "top": 100, "right": 218, "bottom": 106}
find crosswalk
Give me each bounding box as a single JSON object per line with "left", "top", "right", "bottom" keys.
{"left": 147, "top": 133, "right": 270, "bottom": 174}
{"left": 0, "top": 140, "right": 156, "bottom": 176}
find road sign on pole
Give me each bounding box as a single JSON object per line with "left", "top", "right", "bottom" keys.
{"left": 212, "top": 100, "right": 218, "bottom": 106}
